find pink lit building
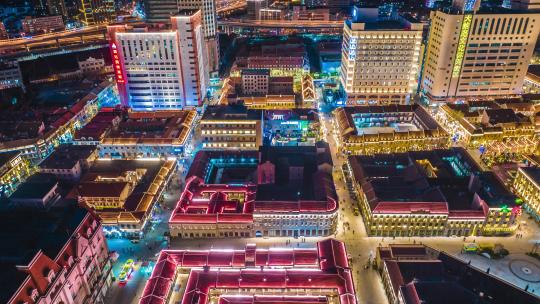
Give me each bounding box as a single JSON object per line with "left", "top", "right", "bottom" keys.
{"left": 140, "top": 239, "right": 357, "bottom": 304}
{"left": 169, "top": 144, "right": 338, "bottom": 238}
{"left": 1, "top": 206, "right": 113, "bottom": 304}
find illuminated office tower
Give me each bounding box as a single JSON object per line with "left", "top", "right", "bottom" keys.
{"left": 144, "top": 0, "right": 178, "bottom": 22}
{"left": 340, "top": 6, "right": 423, "bottom": 105}
{"left": 177, "top": 0, "right": 219, "bottom": 71}
{"left": 78, "top": 0, "right": 115, "bottom": 25}
{"left": 108, "top": 10, "right": 209, "bottom": 110}
{"left": 421, "top": 0, "right": 540, "bottom": 103}
{"left": 144, "top": 0, "right": 217, "bottom": 38}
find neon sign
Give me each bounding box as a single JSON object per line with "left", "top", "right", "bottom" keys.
{"left": 349, "top": 37, "right": 358, "bottom": 60}
{"left": 452, "top": 14, "right": 472, "bottom": 78}
{"left": 111, "top": 43, "right": 125, "bottom": 84}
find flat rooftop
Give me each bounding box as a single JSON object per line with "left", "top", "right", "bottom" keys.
{"left": 39, "top": 144, "right": 96, "bottom": 170}
{"left": 335, "top": 104, "right": 445, "bottom": 138}
{"left": 140, "top": 239, "right": 356, "bottom": 304}
{"left": 349, "top": 148, "right": 517, "bottom": 216}
{"left": 102, "top": 110, "right": 196, "bottom": 146}
{"left": 202, "top": 105, "right": 262, "bottom": 121}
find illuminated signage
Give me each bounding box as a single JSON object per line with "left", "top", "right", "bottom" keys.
{"left": 349, "top": 37, "right": 358, "bottom": 60}
{"left": 452, "top": 14, "right": 472, "bottom": 78}
{"left": 463, "top": 0, "right": 477, "bottom": 12}
{"left": 111, "top": 43, "right": 125, "bottom": 84}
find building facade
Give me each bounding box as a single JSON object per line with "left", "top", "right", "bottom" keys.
{"left": 421, "top": 6, "right": 540, "bottom": 103}
{"left": 22, "top": 15, "right": 65, "bottom": 34}
{"left": 199, "top": 105, "right": 263, "bottom": 150}
{"left": 435, "top": 101, "right": 537, "bottom": 160}
{"left": 78, "top": 0, "right": 115, "bottom": 26}
{"left": 241, "top": 68, "right": 269, "bottom": 95}
{"left": 78, "top": 57, "right": 105, "bottom": 74}
{"left": 349, "top": 148, "right": 521, "bottom": 237}
{"left": 109, "top": 11, "right": 209, "bottom": 110}
{"left": 340, "top": 7, "right": 423, "bottom": 105}
{"left": 3, "top": 207, "right": 113, "bottom": 304}
{"left": 0, "top": 62, "right": 23, "bottom": 91}
{"left": 169, "top": 145, "right": 338, "bottom": 239}
{"left": 513, "top": 167, "right": 540, "bottom": 222}
{"left": 334, "top": 105, "right": 449, "bottom": 155}
{"left": 0, "top": 151, "right": 33, "bottom": 197}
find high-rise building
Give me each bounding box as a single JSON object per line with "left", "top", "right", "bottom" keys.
{"left": 177, "top": 0, "right": 217, "bottom": 38}
{"left": 340, "top": 7, "right": 423, "bottom": 105}
{"left": 78, "top": 0, "right": 116, "bottom": 26}
{"left": 247, "top": 0, "right": 267, "bottom": 20}
{"left": 108, "top": 10, "right": 209, "bottom": 110}
{"left": 421, "top": 1, "right": 540, "bottom": 103}
{"left": 144, "top": 0, "right": 178, "bottom": 23}
{"left": 47, "top": 0, "right": 67, "bottom": 16}
{"left": 144, "top": 0, "right": 217, "bottom": 38}
{"left": 144, "top": 0, "right": 219, "bottom": 71}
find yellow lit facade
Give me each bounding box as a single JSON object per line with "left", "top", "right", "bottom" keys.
{"left": 236, "top": 95, "right": 296, "bottom": 110}
{"left": 334, "top": 105, "right": 449, "bottom": 155}
{"left": 199, "top": 106, "right": 263, "bottom": 150}
{"left": 349, "top": 149, "right": 520, "bottom": 237}
{"left": 513, "top": 167, "right": 540, "bottom": 222}
{"left": 437, "top": 103, "right": 537, "bottom": 154}
{"left": 340, "top": 14, "right": 423, "bottom": 105}
{"left": 422, "top": 10, "right": 540, "bottom": 103}
{"left": 0, "top": 152, "right": 33, "bottom": 197}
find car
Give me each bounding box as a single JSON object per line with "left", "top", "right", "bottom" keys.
{"left": 118, "top": 259, "right": 135, "bottom": 284}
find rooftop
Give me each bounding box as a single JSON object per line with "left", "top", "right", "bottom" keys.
{"left": 242, "top": 68, "right": 270, "bottom": 76}
{"left": 349, "top": 148, "right": 517, "bottom": 216}
{"left": 202, "top": 105, "right": 262, "bottom": 121}
{"left": 335, "top": 105, "right": 445, "bottom": 139}
{"left": 519, "top": 166, "right": 540, "bottom": 185}
{"left": 102, "top": 110, "right": 196, "bottom": 146}
{"left": 0, "top": 151, "right": 20, "bottom": 169}
{"left": 39, "top": 144, "right": 96, "bottom": 170}
{"left": 9, "top": 173, "right": 58, "bottom": 199}
{"left": 71, "top": 159, "right": 175, "bottom": 224}
{"left": 379, "top": 244, "right": 540, "bottom": 304}
{"left": 263, "top": 109, "right": 319, "bottom": 122}
{"left": 171, "top": 144, "right": 337, "bottom": 225}
{"left": 140, "top": 239, "right": 356, "bottom": 304}
{"left": 0, "top": 204, "right": 88, "bottom": 303}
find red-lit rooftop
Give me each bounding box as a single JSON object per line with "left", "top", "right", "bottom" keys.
{"left": 169, "top": 176, "right": 337, "bottom": 225}
{"left": 139, "top": 239, "right": 357, "bottom": 304}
